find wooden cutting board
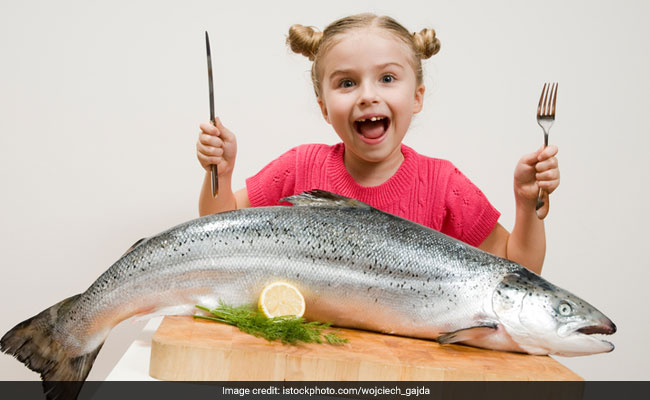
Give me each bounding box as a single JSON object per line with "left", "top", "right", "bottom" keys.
{"left": 149, "top": 316, "right": 582, "bottom": 381}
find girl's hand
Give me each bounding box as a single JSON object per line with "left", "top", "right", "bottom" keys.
{"left": 196, "top": 117, "right": 237, "bottom": 177}
{"left": 513, "top": 145, "right": 560, "bottom": 209}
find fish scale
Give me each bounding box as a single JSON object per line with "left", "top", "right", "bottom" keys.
{"left": 1, "top": 190, "right": 615, "bottom": 400}
{"left": 64, "top": 202, "right": 505, "bottom": 349}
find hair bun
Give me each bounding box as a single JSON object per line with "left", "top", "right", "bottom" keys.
{"left": 287, "top": 24, "right": 324, "bottom": 61}
{"left": 412, "top": 28, "right": 440, "bottom": 59}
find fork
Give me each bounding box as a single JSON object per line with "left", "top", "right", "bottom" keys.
{"left": 535, "top": 82, "right": 558, "bottom": 219}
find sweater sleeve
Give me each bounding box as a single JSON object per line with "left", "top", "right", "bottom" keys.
{"left": 441, "top": 166, "right": 500, "bottom": 247}
{"left": 246, "top": 147, "right": 298, "bottom": 207}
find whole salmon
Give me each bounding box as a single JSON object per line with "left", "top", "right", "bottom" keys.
{"left": 1, "top": 190, "right": 615, "bottom": 398}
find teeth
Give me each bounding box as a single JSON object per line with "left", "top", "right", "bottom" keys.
{"left": 357, "top": 116, "right": 385, "bottom": 122}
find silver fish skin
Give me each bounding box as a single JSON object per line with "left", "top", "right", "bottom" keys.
{"left": 1, "top": 190, "right": 615, "bottom": 397}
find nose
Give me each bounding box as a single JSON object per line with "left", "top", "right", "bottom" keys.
{"left": 358, "top": 82, "right": 380, "bottom": 106}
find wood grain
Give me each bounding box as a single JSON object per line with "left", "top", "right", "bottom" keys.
{"left": 149, "top": 316, "right": 582, "bottom": 381}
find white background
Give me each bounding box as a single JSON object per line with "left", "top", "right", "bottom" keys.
{"left": 1, "top": 0, "right": 648, "bottom": 381}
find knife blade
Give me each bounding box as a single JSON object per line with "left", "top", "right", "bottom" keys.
{"left": 205, "top": 31, "right": 218, "bottom": 197}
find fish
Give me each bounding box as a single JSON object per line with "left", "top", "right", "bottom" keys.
{"left": 1, "top": 190, "right": 615, "bottom": 398}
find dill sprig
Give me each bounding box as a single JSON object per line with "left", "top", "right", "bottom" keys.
{"left": 194, "top": 302, "right": 348, "bottom": 345}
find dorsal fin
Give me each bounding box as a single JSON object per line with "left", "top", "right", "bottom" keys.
{"left": 122, "top": 237, "right": 147, "bottom": 256}
{"left": 280, "top": 190, "right": 370, "bottom": 208}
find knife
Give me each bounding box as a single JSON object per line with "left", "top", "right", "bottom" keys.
{"left": 205, "top": 31, "right": 218, "bottom": 197}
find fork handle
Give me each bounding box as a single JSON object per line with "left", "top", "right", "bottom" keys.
{"left": 536, "top": 187, "right": 549, "bottom": 219}
{"left": 536, "top": 132, "right": 550, "bottom": 219}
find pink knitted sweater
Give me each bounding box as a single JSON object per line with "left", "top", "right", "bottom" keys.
{"left": 246, "top": 143, "right": 500, "bottom": 247}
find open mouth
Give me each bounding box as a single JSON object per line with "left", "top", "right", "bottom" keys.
{"left": 577, "top": 323, "right": 616, "bottom": 335}
{"left": 575, "top": 322, "right": 616, "bottom": 350}
{"left": 354, "top": 116, "right": 391, "bottom": 144}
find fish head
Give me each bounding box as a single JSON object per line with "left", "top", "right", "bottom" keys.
{"left": 492, "top": 270, "right": 616, "bottom": 356}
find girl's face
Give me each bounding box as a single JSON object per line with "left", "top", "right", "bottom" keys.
{"left": 317, "top": 28, "right": 425, "bottom": 165}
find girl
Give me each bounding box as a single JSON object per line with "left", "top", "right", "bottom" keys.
{"left": 195, "top": 14, "right": 560, "bottom": 275}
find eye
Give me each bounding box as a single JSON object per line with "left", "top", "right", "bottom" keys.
{"left": 557, "top": 301, "right": 573, "bottom": 316}
{"left": 339, "top": 79, "right": 354, "bottom": 88}
{"left": 381, "top": 74, "right": 395, "bottom": 83}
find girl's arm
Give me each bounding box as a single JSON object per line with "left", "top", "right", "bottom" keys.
{"left": 196, "top": 118, "right": 251, "bottom": 216}
{"left": 478, "top": 214, "right": 546, "bottom": 274}
{"left": 478, "top": 145, "right": 560, "bottom": 274}
{"left": 198, "top": 180, "right": 250, "bottom": 216}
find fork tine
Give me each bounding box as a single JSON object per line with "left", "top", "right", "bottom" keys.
{"left": 551, "top": 82, "right": 558, "bottom": 117}
{"left": 537, "top": 83, "right": 547, "bottom": 117}
{"left": 546, "top": 83, "right": 554, "bottom": 116}
{"left": 542, "top": 82, "right": 553, "bottom": 117}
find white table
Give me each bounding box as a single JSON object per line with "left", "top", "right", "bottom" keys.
{"left": 105, "top": 317, "right": 162, "bottom": 381}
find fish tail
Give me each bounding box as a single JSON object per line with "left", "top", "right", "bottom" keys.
{"left": 1, "top": 294, "right": 103, "bottom": 400}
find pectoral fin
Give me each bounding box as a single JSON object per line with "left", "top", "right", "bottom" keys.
{"left": 436, "top": 323, "right": 499, "bottom": 344}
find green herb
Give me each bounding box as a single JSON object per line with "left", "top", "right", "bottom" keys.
{"left": 194, "top": 302, "right": 348, "bottom": 345}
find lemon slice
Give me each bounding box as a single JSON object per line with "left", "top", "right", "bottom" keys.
{"left": 258, "top": 282, "right": 305, "bottom": 318}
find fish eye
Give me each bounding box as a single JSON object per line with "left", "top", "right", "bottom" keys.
{"left": 557, "top": 301, "right": 573, "bottom": 316}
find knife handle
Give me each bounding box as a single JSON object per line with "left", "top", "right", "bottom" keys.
{"left": 210, "top": 119, "right": 218, "bottom": 197}
{"left": 211, "top": 164, "right": 219, "bottom": 197}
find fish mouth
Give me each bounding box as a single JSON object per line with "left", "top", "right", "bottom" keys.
{"left": 577, "top": 322, "right": 616, "bottom": 336}
{"left": 572, "top": 321, "right": 617, "bottom": 352}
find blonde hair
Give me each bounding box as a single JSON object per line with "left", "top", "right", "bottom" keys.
{"left": 286, "top": 13, "right": 440, "bottom": 97}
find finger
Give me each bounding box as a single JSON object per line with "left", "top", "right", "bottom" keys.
{"left": 538, "top": 145, "right": 558, "bottom": 161}
{"left": 538, "top": 179, "right": 560, "bottom": 194}
{"left": 198, "top": 133, "right": 219, "bottom": 147}
{"left": 214, "top": 117, "right": 235, "bottom": 143}
{"left": 199, "top": 133, "right": 224, "bottom": 147}
{"left": 201, "top": 152, "right": 223, "bottom": 165}
{"left": 199, "top": 121, "right": 220, "bottom": 136}
{"left": 535, "top": 157, "right": 559, "bottom": 172}
{"left": 197, "top": 141, "right": 224, "bottom": 157}
{"left": 536, "top": 169, "right": 559, "bottom": 181}
{"left": 519, "top": 151, "right": 539, "bottom": 166}
{"left": 197, "top": 152, "right": 222, "bottom": 167}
